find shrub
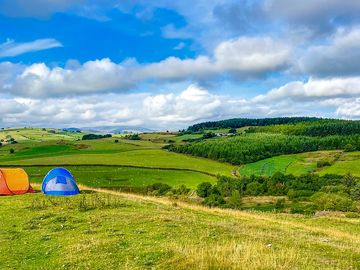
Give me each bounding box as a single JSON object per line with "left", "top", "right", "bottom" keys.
{"left": 196, "top": 182, "right": 213, "bottom": 198}
{"left": 245, "top": 181, "right": 264, "bottom": 196}
{"left": 146, "top": 183, "right": 172, "bottom": 196}
{"left": 227, "top": 190, "right": 242, "bottom": 209}
{"left": 317, "top": 160, "right": 331, "bottom": 168}
{"left": 275, "top": 198, "right": 286, "bottom": 211}
{"left": 311, "top": 192, "right": 356, "bottom": 212}
{"left": 203, "top": 194, "right": 226, "bottom": 207}
{"left": 344, "top": 144, "right": 356, "bottom": 152}
{"left": 9, "top": 148, "right": 15, "bottom": 154}
{"left": 172, "top": 185, "right": 190, "bottom": 195}
{"left": 202, "top": 132, "right": 216, "bottom": 139}
{"left": 125, "top": 134, "right": 140, "bottom": 140}
{"left": 114, "top": 139, "right": 119, "bottom": 143}
{"left": 82, "top": 134, "right": 112, "bottom": 140}
{"left": 319, "top": 185, "right": 346, "bottom": 194}
{"left": 350, "top": 183, "right": 360, "bottom": 200}
{"left": 287, "top": 189, "right": 315, "bottom": 199}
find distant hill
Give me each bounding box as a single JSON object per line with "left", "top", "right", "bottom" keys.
{"left": 186, "top": 117, "right": 339, "bottom": 132}
{"left": 70, "top": 126, "right": 153, "bottom": 134}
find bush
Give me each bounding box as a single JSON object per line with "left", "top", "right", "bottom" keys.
{"left": 317, "top": 160, "right": 331, "bottom": 168}
{"left": 203, "top": 194, "right": 226, "bottom": 207}
{"left": 275, "top": 198, "right": 286, "bottom": 211}
{"left": 319, "top": 185, "right": 346, "bottom": 194}
{"left": 287, "top": 189, "right": 315, "bottom": 199}
{"left": 146, "top": 183, "right": 172, "bottom": 196}
{"left": 125, "top": 134, "right": 140, "bottom": 140}
{"left": 202, "top": 132, "right": 216, "bottom": 139}
{"left": 82, "top": 134, "right": 112, "bottom": 140}
{"left": 350, "top": 183, "right": 360, "bottom": 200}
{"left": 311, "top": 192, "right": 356, "bottom": 212}
{"left": 245, "top": 181, "right": 263, "bottom": 196}
{"left": 196, "top": 182, "right": 213, "bottom": 198}
{"left": 9, "top": 148, "right": 15, "bottom": 154}
{"left": 343, "top": 173, "right": 356, "bottom": 191}
{"left": 114, "top": 139, "right": 119, "bottom": 143}
{"left": 344, "top": 144, "right": 356, "bottom": 152}
{"left": 172, "top": 185, "right": 190, "bottom": 195}
{"left": 227, "top": 190, "right": 242, "bottom": 209}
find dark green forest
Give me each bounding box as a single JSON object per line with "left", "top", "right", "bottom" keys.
{"left": 187, "top": 117, "right": 325, "bottom": 132}
{"left": 169, "top": 133, "right": 360, "bottom": 164}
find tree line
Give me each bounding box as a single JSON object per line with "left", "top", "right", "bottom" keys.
{"left": 247, "top": 120, "right": 360, "bottom": 136}
{"left": 196, "top": 173, "right": 360, "bottom": 213}
{"left": 169, "top": 133, "right": 360, "bottom": 165}
{"left": 186, "top": 117, "right": 326, "bottom": 132}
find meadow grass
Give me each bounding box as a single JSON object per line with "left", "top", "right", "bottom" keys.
{"left": 0, "top": 128, "right": 83, "bottom": 142}
{"left": 2, "top": 149, "right": 234, "bottom": 176}
{"left": 24, "top": 166, "right": 216, "bottom": 189}
{"left": 319, "top": 151, "right": 360, "bottom": 177}
{"left": 0, "top": 190, "right": 358, "bottom": 269}
{"left": 240, "top": 151, "right": 345, "bottom": 176}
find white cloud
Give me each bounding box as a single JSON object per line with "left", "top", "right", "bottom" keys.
{"left": 336, "top": 98, "right": 360, "bottom": 118}
{"left": 214, "top": 36, "right": 290, "bottom": 74}
{"left": 256, "top": 77, "right": 360, "bottom": 102}
{"left": 2, "top": 36, "right": 290, "bottom": 97}
{"left": 2, "top": 83, "right": 355, "bottom": 129}
{"left": 299, "top": 26, "right": 360, "bottom": 77}
{"left": 0, "top": 38, "right": 62, "bottom": 58}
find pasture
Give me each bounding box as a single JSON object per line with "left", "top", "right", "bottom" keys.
{"left": 0, "top": 128, "right": 234, "bottom": 190}
{"left": 0, "top": 189, "right": 359, "bottom": 269}
{"left": 240, "top": 151, "right": 351, "bottom": 176}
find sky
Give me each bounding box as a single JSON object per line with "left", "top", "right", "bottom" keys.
{"left": 1, "top": 0, "right": 360, "bottom": 130}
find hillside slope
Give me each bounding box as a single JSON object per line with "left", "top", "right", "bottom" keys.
{"left": 0, "top": 188, "right": 359, "bottom": 269}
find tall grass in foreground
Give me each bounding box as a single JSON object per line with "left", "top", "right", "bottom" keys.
{"left": 168, "top": 240, "right": 305, "bottom": 270}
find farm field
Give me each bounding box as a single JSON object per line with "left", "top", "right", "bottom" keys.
{"left": 25, "top": 166, "right": 216, "bottom": 189}
{"left": 0, "top": 128, "right": 234, "bottom": 190}
{"left": 239, "top": 151, "right": 359, "bottom": 176}
{"left": 2, "top": 150, "right": 234, "bottom": 176}
{"left": 0, "top": 189, "right": 359, "bottom": 270}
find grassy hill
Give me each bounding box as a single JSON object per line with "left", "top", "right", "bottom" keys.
{"left": 0, "top": 126, "right": 359, "bottom": 269}
{"left": 240, "top": 151, "right": 360, "bottom": 177}
{"left": 0, "top": 188, "right": 359, "bottom": 269}
{"left": 0, "top": 128, "right": 234, "bottom": 190}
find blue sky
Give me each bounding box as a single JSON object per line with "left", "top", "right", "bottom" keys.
{"left": 0, "top": 0, "right": 360, "bottom": 129}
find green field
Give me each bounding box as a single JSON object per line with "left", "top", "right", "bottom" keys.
{"left": 2, "top": 150, "right": 233, "bottom": 176}
{"left": 0, "top": 190, "right": 359, "bottom": 269}
{"left": 0, "top": 128, "right": 234, "bottom": 190}
{"left": 0, "top": 128, "right": 83, "bottom": 142}
{"left": 240, "top": 151, "right": 350, "bottom": 176}
{"left": 25, "top": 166, "right": 215, "bottom": 189}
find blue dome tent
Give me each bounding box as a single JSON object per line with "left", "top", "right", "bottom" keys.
{"left": 42, "top": 168, "right": 80, "bottom": 196}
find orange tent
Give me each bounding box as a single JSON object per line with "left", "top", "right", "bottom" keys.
{"left": 0, "top": 168, "right": 33, "bottom": 195}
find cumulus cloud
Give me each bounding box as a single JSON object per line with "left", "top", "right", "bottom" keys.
{"left": 256, "top": 77, "right": 360, "bottom": 102}
{"left": 299, "top": 27, "right": 360, "bottom": 77}
{"left": 0, "top": 38, "right": 62, "bottom": 58}
{"left": 1, "top": 36, "right": 290, "bottom": 97}
{"left": 2, "top": 82, "right": 356, "bottom": 129}
{"left": 0, "top": 85, "right": 283, "bottom": 128}
{"left": 214, "top": 37, "right": 290, "bottom": 74}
